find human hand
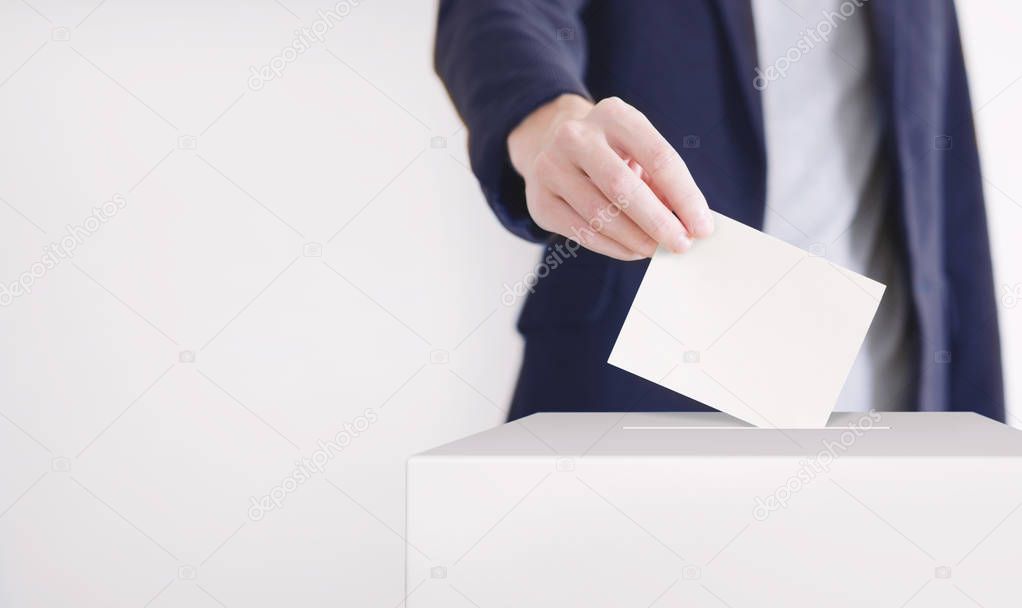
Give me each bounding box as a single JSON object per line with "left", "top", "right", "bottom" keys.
{"left": 508, "top": 94, "right": 713, "bottom": 260}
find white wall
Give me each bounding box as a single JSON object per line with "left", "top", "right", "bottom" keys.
{"left": 0, "top": 1, "right": 1017, "bottom": 606}
{"left": 0, "top": 1, "right": 536, "bottom": 606}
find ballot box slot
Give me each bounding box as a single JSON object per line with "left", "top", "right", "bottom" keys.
{"left": 621, "top": 426, "right": 892, "bottom": 430}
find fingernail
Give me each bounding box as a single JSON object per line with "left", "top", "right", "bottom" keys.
{"left": 692, "top": 210, "right": 715, "bottom": 237}
{"left": 670, "top": 233, "right": 691, "bottom": 253}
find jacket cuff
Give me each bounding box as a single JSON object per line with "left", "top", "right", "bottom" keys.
{"left": 470, "top": 79, "right": 592, "bottom": 243}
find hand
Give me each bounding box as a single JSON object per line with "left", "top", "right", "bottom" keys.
{"left": 508, "top": 94, "right": 714, "bottom": 260}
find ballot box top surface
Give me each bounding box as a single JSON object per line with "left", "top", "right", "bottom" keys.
{"left": 416, "top": 412, "right": 1022, "bottom": 459}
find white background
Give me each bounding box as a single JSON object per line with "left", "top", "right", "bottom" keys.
{"left": 0, "top": 1, "right": 1017, "bottom": 606}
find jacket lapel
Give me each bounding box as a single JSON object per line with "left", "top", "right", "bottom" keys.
{"left": 713, "top": 0, "right": 765, "bottom": 159}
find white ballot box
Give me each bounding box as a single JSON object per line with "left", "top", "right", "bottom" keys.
{"left": 406, "top": 412, "right": 1022, "bottom": 606}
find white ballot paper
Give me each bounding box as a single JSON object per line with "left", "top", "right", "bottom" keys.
{"left": 608, "top": 211, "right": 885, "bottom": 428}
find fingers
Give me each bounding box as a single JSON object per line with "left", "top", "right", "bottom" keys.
{"left": 527, "top": 189, "right": 645, "bottom": 261}
{"left": 594, "top": 98, "right": 714, "bottom": 238}
{"left": 518, "top": 96, "right": 711, "bottom": 260}
{"left": 574, "top": 140, "right": 693, "bottom": 253}
{"left": 550, "top": 167, "right": 658, "bottom": 258}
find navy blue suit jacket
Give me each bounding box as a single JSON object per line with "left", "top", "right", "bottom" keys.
{"left": 435, "top": 0, "right": 1004, "bottom": 423}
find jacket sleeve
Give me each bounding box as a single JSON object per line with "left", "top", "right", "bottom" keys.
{"left": 435, "top": 0, "right": 592, "bottom": 242}
{"left": 942, "top": 0, "right": 1006, "bottom": 420}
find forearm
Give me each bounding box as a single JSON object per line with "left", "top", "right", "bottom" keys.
{"left": 434, "top": 0, "right": 592, "bottom": 242}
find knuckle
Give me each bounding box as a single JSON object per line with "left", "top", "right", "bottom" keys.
{"left": 551, "top": 120, "right": 587, "bottom": 149}
{"left": 596, "top": 96, "right": 629, "bottom": 116}
{"left": 647, "top": 143, "right": 678, "bottom": 176}
{"left": 647, "top": 212, "right": 677, "bottom": 242}
{"left": 586, "top": 202, "right": 614, "bottom": 232}
{"left": 670, "top": 185, "right": 707, "bottom": 213}
{"left": 692, "top": 191, "right": 710, "bottom": 209}
{"left": 569, "top": 196, "right": 598, "bottom": 223}
{"left": 530, "top": 152, "right": 558, "bottom": 182}
{"left": 605, "top": 171, "right": 634, "bottom": 202}
{"left": 681, "top": 191, "right": 709, "bottom": 213}
{"left": 629, "top": 238, "right": 656, "bottom": 258}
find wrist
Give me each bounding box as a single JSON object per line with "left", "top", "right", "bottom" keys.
{"left": 508, "top": 93, "right": 593, "bottom": 179}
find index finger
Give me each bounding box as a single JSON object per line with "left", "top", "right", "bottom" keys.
{"left": 598, "top": 101, "right": 714, "bottom": 238}
{"left": 575, "top": 142, "right": 692, "bottom": 254}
